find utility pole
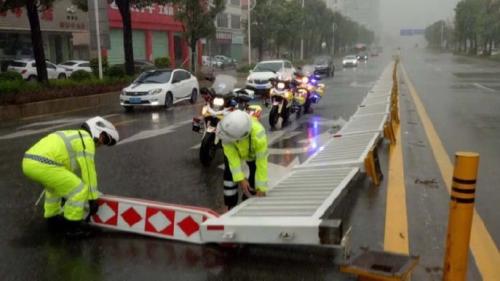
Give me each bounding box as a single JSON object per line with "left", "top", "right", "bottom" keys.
{"left": 248, "top": 0, "right": 251, "bottom": 65}
{"left": 93, "top": 0, "right": 103, "bottom": 79}
{"left": 332, "top": 23, "right": 335, "bottom": 57}
{"left": 300, "top": 0, "right": 304, "bottom": 60}
{"left": 440, "top": 21, "right": 445, "bottom": 49}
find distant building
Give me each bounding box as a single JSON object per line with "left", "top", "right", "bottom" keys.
{"left": 0, "top": 0, "right": 88, "bottom": 64}
{"left": 208, "top": 0, "right": 245, "bottom": 61}
{"left": 106, "top": 2, "right": 191, "bottom": 68}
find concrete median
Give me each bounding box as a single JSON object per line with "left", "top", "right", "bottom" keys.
{"left": 0, "top": 91, "right": 120, "bottom": 121}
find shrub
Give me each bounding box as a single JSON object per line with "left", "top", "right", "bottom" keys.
{"left": 237, "top": 64, "right": 255, "bottom": 73}
{"left": 70, "top": 70, "right": 93, "bottom": 81}
{"left": 0, "top": 71, "right": 23, "bottom": 81}
{"left": 90, "top": 56, "right": 109, "bottom": 76}
{"left": 105, "top": 65, "right": 126, "bottom": 78}
{"left": 154, "top": 57, "right": 171, "bottom": 68}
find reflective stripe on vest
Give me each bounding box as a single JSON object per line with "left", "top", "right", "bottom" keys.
{"left": 55, "top": 131, "right": 78, "bottom": 171}
{"left": 24, "top": 153, "right": 63, "bottom": 166}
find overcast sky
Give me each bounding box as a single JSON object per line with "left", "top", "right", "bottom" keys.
{"left": 379, "top": 0, "right": 459, "bottom": 37}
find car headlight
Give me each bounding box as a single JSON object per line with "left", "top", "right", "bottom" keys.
{"left": 122, "top": 90, "right": 127, "bottom": 96}
{"left": 247, "top": 78, "right": 253, "bottom": 83}
{"left": 213, "top": 97, "right": 224, "bottom": 107}
{"left": 149, "top": 88, "right": 162, "bottom": 95}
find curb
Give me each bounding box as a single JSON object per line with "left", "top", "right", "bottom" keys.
{"left": 0, "top": 91, "right": 120, "bottom": 121}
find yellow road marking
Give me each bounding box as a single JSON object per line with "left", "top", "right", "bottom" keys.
{"left": 401, "top": 63, "right": 500, "bottom": 280}
{"left": 384, "top": 124, "right": 410, "bottom": 254}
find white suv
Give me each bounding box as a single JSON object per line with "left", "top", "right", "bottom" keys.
{"left": 58, "top": 60, "right": 92, "bottom": 74}
{"left": 246, "top": 60, "right": 295, "bottom": 94}
{"left": 7, "top": 59, "right": 68, "bottom": 81}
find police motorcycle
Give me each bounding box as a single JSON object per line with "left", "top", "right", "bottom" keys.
{"left": 293, "top": 65, "right": 326, "bottom": 114}
{"left": 268, "top": 77, "right": 295, "bottom": 129}
{"left": 192, "top": 75, "right": 255, "bottom": 166}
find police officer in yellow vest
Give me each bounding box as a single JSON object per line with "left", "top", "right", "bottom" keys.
{"left": 22, "top": 116, "right": 119, "bottom": 235}
{"left": 216, "top": 110, "right": 268, "bottom": 210}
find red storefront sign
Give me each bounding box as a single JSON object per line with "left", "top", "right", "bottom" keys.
{"left": 107, "top": 2, "right": 183, "bottom": 31}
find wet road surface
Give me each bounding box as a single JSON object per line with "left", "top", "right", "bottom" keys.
{"left": 1, "top": 56, "right": 390, "bottom": 280}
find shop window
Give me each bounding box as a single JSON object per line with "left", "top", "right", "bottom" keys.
{"left": 231, "top": 15, "right": 240, "bottom": 29}
{"left": 217, "top": 13, "right": 228, "bottom": 28}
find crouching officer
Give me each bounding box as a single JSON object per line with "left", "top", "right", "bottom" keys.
{"left": 216, "top": 110, "right": 268, "bottom": 211}
{"left": 22, "top": 116, "right": 119, "bottom": 236}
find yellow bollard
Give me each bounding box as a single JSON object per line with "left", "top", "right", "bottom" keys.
{"left": 443, "top": 152, "right": 480, "bottom": 281}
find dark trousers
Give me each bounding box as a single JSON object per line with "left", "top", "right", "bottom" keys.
{"left": 223, "top": 156, "right": 256, "bottom": 209}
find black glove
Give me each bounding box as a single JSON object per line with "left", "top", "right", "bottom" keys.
{"left": 88, "top": 200, "right": 99, "bottom": 217}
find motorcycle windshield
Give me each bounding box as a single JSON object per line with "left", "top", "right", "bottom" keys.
{"left": 212, "top": 75, "right": 237, "bottom": 95}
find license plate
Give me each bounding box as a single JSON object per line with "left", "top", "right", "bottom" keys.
{"left": 129, "top": 97, "right": 141, "bottom": 104}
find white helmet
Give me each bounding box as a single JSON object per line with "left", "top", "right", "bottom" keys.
{"left": 216, "top": 110, "right": 252, "bottom": 144}
{"left": 83, "top": 116, "right": 119, "bottom": 146}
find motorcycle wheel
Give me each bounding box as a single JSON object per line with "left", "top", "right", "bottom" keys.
{"left": 304, "top": 99, "right": 312, "bottom": 114}
{"left": 296, "top": 106, "right": 302, "bottom": 119}
{"left": 269, "top": 106, "right": 279, "bottom": 128}
{"left": 200, "top": 132, "right": 217, "bottom": 166}
{"left": 282, "top": 107, "right": 290, "bottom": 126}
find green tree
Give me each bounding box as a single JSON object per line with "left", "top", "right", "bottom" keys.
{"left": 168, "top": 0, "right": 224, "bottom": 72}
{"left": 0, "top": 0, "right": 52, "bottom": 83}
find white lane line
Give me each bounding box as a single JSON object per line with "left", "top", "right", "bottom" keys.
{"left": 0, "top": 114, "right": 119, "bottom": 140}
{"left": 118, "top": 119, "right": 192, "bottom": 145}
{"left": 473, "top": 83, "right": 496, "bottom": 92}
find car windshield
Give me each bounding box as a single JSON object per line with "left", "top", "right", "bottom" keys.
{"left": 9, "top": 61, "right": 27, "bottom": 67}
{"left": 61, "top": 61, "right": 77, "bottom": 66}
{"left": 314, "top": 58, "right": 329, "bottom": 64}
{"left": 212, "top": 74, "right": 237, "bottom": 95}
{"left": 134, "top": 70, "right": 171, "bottom": 84}
{"left": 253, "top": 62, "right": 282, "bottom": 73}
{"left": 345, "top": 56, "right": 357, "bottom": 59}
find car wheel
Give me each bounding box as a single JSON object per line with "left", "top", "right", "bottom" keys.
{"left": 27, "top": 75, "right": 37, "bottom": 82}
{"left": 58, "top": 73, "right": 67, "bottom": 79}
{"left": 190, "top": 88, "right": 198, "bottom": 104}
{"left": 164, "top": 92, "right": 174, "bottom": 109}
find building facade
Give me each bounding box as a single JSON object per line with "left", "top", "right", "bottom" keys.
{"left": 0, "top": 1, "right": 88, "bottom": 64}
{"left": 207, "top": 0, "right": 245, "bottom": 61}
{"left": 106, "top": 2, "right": 191, "bottom": 68}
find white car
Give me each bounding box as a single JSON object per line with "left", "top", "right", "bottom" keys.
{"left": 7, "top": 59, "right": 68, "bottom": 81}
{"left": 58, "top": 60, "right": 92, "bottom": 74}
{"left": 342, "top": 55, "right": 359, "bottom": 67}
{"left": 246, "top": 60, "right": 295, "bottom": 94}
{"left": 120, "top": 68, "right": 199, "bottom": 111}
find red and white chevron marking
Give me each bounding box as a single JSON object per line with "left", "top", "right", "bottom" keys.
{"left": 91, "top": 195, "right": 219, "bottom": 244}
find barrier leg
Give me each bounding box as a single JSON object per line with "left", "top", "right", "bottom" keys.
{"left": 384, "top": 122, "right": 396, "bottom": 145}
{"left": 364, "top": 147, "right": 383, "bottom": 186}
{"left": 443, "top": 152, "right": 480, "bottom": 281}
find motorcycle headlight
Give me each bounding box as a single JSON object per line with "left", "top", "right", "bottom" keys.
{"left": 277, "top": 82, "right": 285, "bottom": 90}
{"left": 302, "top": 77, "right": 309, "bottom": 84}
{"left": 149, "top": 88, "right": 162, "bottom": 95}
{"left": 213, "top": 97, "right": 224, "bottom": 107}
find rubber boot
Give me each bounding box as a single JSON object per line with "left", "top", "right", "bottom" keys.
{"left": 46, "top": 215, "right": 67, "bottom": 234}
{"left": 64, "top": 220, "right": 92, "bottom": 239}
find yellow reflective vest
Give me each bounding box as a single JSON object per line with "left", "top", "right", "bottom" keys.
{"left": 222, "top": 119, "right": 268, "bottom": 192}
{"left": 25, "top": 130, "right": 100, "bottom": 199}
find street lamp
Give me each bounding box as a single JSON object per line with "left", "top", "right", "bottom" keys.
{"left": 247, "top": 0, "right": 257, "bottom": 65}
{"left": 300, "top": 0, "right": 304, "bottom": 60}
{"left": 93, "top": 0, "right": 103, "bottom": 79}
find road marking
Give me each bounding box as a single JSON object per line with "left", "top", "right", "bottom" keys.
{"left": 0, "top": 113, "right": 118, "bottom": 140}
{"left": 118, "top": 119, "right": 192, "bottom": 145}
{"left": 384, "top": 120, "right": 410, "bottom": 254}
{"left": 473, "top": 83, "right": 496, "bottom": 92}
{"left": 402, "top": 64, "right": 500, "bottom": 280}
